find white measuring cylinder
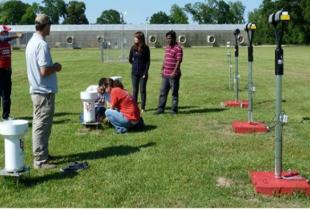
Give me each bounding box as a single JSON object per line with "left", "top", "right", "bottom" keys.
{"left": 110, "top": 76, "right": 122, "bottom": 82}
{"left": 0, "top": 120, "right": 28, "bottom": 172}
{"left": 80, "top": 91, "right": 98, "bottom": 123}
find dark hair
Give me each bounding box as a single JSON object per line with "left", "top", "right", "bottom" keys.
{"left": 98, "top": 78, "right": 124, "bottom": 89}
{"left": 166, "top": 30, "right": 177, "bottom": 41}
{"left": 133, "top": 31, "right": 146, "bottom": 52}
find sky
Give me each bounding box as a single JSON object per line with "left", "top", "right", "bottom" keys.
{"left": 23, "top": 0, "right": 262, "bottom": 24}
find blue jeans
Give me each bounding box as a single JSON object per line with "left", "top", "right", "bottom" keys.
{"left": 105, "top": 109, "right": 144, "bottom": 133}
{"left": 158, "top": 76, "right": 180, "bottom": 113}
{"left": 131, "top": 74, "right": 148, "bottom": 110}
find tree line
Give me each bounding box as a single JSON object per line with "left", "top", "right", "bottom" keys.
{"left": 0, "top": 0, "right": 246, "bottom": 25}
{"left": 249, "top": 0, "right": 310, "bottom": 45}
{"left": 0, "top": 0, "right": 309, "bottom": 44}
{"left": 0, "top": 0, "right": 88, "bottom": 24}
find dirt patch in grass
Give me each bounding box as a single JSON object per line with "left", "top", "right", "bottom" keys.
{"left": 216, "top": 177, "right": 234, "bottom": 188}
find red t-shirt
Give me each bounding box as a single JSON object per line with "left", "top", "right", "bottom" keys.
{"left": 110, "top": 87, "right": 141, "bottom": 121}
{"left": 0, "top": 42, "right": 11, "bottom": 69}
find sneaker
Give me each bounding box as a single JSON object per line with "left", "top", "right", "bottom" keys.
{"left": 154, "top": 110, "right": 164, "bottom": 115}
{"left": 116, "top": 127, "right": 128, "bottom": 134}
{"left": 34, "top": 162, "right": 57, "bottom": 169}
{"left": 170, "top": 111, "right": 178, "bottom": 115}
{"left": 3, "top": 117, "right": 14, "bottom": 121}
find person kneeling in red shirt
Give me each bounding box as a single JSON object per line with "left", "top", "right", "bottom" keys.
{"left": 99, "top": 78, "right": 144, "bottom": 134}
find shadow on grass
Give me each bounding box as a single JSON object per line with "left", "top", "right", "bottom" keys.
{"left": 17, "top": 112, "right": 80, "bottom": 120}
{"left": 25, "top": 119, "right": 73, "bottom": 128}
{"left": 21, "top": 171, "right": 78, "bottom": 187}
{"left": 53, "top": 119, "right": 72, "bottom": 124}
{"left": 178, "top": 107, "right": 226, "bottom": 115}
{"left": 18, "top": 142, "right": 156, "bottom": 187}
{"left": 147, "top": 106, "right": 198, "bottom": 112}
{"left": 53, "top": 142, "right": 156, "bottom": 165}
{"left": 302, "top": 117, "right": 310, "bottom": 123}
{"left": 256, "top": 99, "right": 286, "bottom": 105}
{"left": 128, "top": 125, "right": 157, "bottom": 133}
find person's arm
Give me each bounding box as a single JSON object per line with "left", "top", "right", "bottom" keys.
{"left": 0, "top": 36, "right": 10, "bottom": 42}
{"left": 38, "top": 43, "right": 62, "bottom": 77}
{"left": 0, "top": 33, "right": 23, "bottom": 42}
{"left": 171, "top": 47, "right": 183, "bottom": 78}
{"left": 129, "top": 47, "right": 133, "bottom": 64}
{"left": 161, "top": 48, "right": 166, "bottom": 76}
{"left": 143, "top": 46, "right": 151, "bottom": 78}
{"left": 171, "top": 61, "right": 181, "bottom": 78}
{"left": 96, "top": 94, "right": 105, "bottom": 105}
{"left": 40, "top": 63, "right": 62, "bottom": 77}
{"left": 109, "top": 89, "right": 119, "bottom": 110}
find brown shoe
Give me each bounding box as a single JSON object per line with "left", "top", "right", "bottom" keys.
{"left": 34, "top": 162, "right": 57, "bottom": 169}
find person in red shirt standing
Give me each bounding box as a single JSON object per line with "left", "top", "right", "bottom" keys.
{"left": 155, "top": 30, "right": 183, "bottom": 115}
{"left": 0, "top": 25, "right": 23, "bottom": 120}
{"left": 100, "top": 78, "right": 144, "bottom": 134}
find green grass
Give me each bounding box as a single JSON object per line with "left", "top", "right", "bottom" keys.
{"left": 0, "top": 46, "right": 310, "bottom": 208}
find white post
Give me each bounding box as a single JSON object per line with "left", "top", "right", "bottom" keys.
{"left": 120, "top": 11, "right": 127, "bottom": 61}
{"left": 145, "top": 17, "right": 149, "bottom": 45}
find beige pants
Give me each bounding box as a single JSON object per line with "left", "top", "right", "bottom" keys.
{"left": 31, "top": 93, "right": 55, "bottom": 166}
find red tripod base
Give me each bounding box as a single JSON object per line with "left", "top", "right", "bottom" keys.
{"left": 250, "top": 171, "right": 310, "bottom": 196}
{"left": 224, "top": 100, "right": 248, "bottom": 108}
{"left": 232, "top": 121, "right": 269, "bottom": 134}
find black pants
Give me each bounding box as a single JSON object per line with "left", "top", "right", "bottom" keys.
{"left": 131, "top": 74, "right": 148, "bottom": 110}
{"left": 157, "top": 76, "right": 180, "bottom": 113}
{"left": 0, "top": 69, "right": 12, "bottom": 119}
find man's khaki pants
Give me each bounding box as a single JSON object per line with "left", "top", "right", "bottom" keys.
{"left": 31, "top": 93, "right": 55, "bottom": 166}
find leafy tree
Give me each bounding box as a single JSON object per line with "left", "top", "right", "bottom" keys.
{"left": 185, "top": 1, "right": 217, "bottom": 24}
{"left": 20, "top": 5, "right": 37, "bottom": 24}
{"left": 228, "top": 1, "right": 245, "bottom": 24}
{"left": 217, "top": 0, "right": 231, "bottom": 24}
{"left": 30, "top": 2, "right": 41, "bottom": 14}
{"left": 96, "top": 9, "right": 124, "bottom": 24}
{"left": 149, "top": 11, "right": 170, "bottom": 24}
{"left": 301, "top": 0, "right": 310, "bottom": 43}
{"left": 0, "top": 0, "right": 29, "bottom": 24}
{"left": 41, "top": 0, "right": 67, "bottom": 24}
{"left": 63, "top": 1, "right": 88, "bottom": 24}
{"left": 184, "top": 0, "right": 245, "bottom": 24}
{"left": 248, "top": 0, "right": 310, "bottom": 44}
{"left": 170, "top": 4, "right": 188, "bottom": 24}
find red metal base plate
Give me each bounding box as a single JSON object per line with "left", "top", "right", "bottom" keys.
{"left": 232, "top": 121, "right": 269, "bottom": 134}
{"left": 224, "top": 100, "right": 248, "bottom": 108}
{"left": 250, "top": 171, "right": 310, "bottom": 196}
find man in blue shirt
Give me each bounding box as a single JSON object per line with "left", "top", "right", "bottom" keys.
{"left": 25, "top": 14, "right": 62, "bottom": 169}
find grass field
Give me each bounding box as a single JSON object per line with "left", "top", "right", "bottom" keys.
{"left": 0, "top": 46, "right": 309, "bottom": 208}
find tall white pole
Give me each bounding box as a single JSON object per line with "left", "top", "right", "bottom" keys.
{"left": 146, "top": 17, "right": 149, "bottom": 45}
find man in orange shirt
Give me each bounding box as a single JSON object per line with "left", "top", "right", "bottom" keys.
{"left": 0, "top": 25, "right": 23, "bottom": 120}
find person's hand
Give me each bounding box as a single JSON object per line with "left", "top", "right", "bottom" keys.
{"left": 142, "top": 74, "right": 146, "bottom": 79}
{"left": 98, "top": 98, "right": 105, "bottom": 104}
{"left": 16, "top": 32, "right": 24, "bottom": 38}
{"left": 171, "top": 71, "right": 177, "bottom": 78}
{"left": 54, "top": 63, "right": 62, "bottom": 72}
